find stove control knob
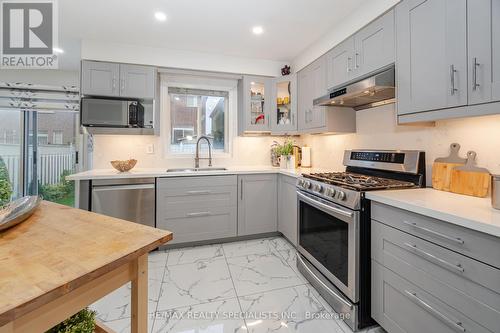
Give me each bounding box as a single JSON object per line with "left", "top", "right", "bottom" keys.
{"left": 337, "top": 191, "right": 347, "bottom": 201}
{"left": 325, "top": 188, "right": 336, "bottom": 197}
{"left": 297, "top": 179, "right": 304, "bottom": 187}
{"left": 313, "top": 184, "right": 323, "bottom": 192}
{"left": 303, "top": 181, "right": 311, "bottom": 189}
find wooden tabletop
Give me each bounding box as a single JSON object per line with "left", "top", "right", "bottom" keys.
{"left": 0, "top": 201, "right": 172, "bottom": 326}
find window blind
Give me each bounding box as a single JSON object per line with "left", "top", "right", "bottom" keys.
{"left": 0, "top": 82, "right": 80, "bottom": 112}
{"left": 168, "top": 87, "right": 229, "bottom": 98}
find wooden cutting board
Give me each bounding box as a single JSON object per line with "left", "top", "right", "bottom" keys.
{"left": 449, "top": 151, "right": 490, "bottom": 197}
{"left": 432, "top": 143, "right": 466, "bottom": 191}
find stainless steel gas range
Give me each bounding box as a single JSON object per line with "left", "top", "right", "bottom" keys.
{"left": 296, "top": 150, "right": 426, "bottom": 331}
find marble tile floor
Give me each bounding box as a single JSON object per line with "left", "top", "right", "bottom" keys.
{"left": 91, "top": 236, "right": 385, "bottom": 333}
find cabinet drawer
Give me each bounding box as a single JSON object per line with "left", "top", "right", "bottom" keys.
{"left": 157, "top": 176, "right": 237, "bottom": 209}
{"left": 157, "top": 206, "right": 237, "bottom": 244}
{"left": 372, "top": 220, "right": 500, "bottom": 331}
{"left": 372, "top": 202, "right": 500, "bottom": 268}
{"left": 372, "top": 260, "right": 490, "bottom": 333}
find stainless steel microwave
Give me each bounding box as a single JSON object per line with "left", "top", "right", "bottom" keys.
{"left": 81, "top": 98, "right": 141, "bottom": 127}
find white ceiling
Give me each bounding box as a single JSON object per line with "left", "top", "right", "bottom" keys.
{"left": 57, "top": 0, "right": 371, "bottom": 70}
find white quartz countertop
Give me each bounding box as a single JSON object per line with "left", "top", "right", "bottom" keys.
{"left": 66, "top": 166, "right": 320, "bottom": 181}
{"left": 366, "top": 188, "right": 500, "bottom": 238}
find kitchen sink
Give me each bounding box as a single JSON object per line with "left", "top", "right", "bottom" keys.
{"left": 166, "top": 167, "right": 228, "bottom": 173}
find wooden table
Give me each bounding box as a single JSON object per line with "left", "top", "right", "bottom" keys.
{"left": 0, "top": 201, "right": 173, "bottom": 333}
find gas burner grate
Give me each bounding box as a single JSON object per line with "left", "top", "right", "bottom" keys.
{"left": 303, "top": 172, "right": 416, "bottom": 191}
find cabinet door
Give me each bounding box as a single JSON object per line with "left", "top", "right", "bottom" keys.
{"left": 237, "top": 174, "right": 277, "bottom": 236}
{"left": 119, "top": 64, "right": 155, "bottom": 99}
{"left": 492, "top": 0, "right": 500, "bottom": 101}
{"left": 468, "top": 0, "right": 493, "bottom": 105}
{"left": 298, "top": 57, "right": 327, "bottom": 131}
{"left": 326, "top": 37, "right": 355, "bottom": 89}
{"left": 354, "top": 9, "right": 395, "bottom": 78}
{"left": 81, "top": 60, "right": 120, "bottom": 97}
{"left": 242, "top": 76, "right": 271, "bottom": 132}
{"left": 396, "top": 0, "right": 467, "bottom": 115}
{"left": 278, "top": 175, "right": 297, "bottom": 246}
{"left": 271, "top": 75, "right": 297, "bottom": 134}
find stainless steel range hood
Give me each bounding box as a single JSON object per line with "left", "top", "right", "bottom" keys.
{"left": 314, "top": 67, "right": 395, "bottom": 111}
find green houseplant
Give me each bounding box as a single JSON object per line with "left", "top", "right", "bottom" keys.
{"left": 0, "top": 156, "right": 12, "bottom": 207}
{"left": 46, "top": 308, "right": 96, "bottom": 333}
{"left": 275, "top": 138, "right": 295, "bottom": 169}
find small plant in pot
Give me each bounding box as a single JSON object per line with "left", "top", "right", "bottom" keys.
{"left": 275, "top": 138, "right": 295, "bottom": 169}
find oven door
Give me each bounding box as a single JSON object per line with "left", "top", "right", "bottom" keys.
{"left": 297, "top": 190, "right": 359, "bottom": 303}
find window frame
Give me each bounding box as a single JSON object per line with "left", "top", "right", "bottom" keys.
{"left": 160, "top": 74, "right": 237, "bottom": 159}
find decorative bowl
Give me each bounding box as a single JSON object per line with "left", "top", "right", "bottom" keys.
{"left": 0, "top": 195, "right": 42, "bottom": 232}
{"left": 110, "top": 159, "right": 137, "bottom": 172}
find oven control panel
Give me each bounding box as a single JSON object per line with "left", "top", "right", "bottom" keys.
{"left": 350, "top": 151, "right": 405, "bottom": 164}
{"left": 297, "top": 178, "right": 358, "bottom": 210}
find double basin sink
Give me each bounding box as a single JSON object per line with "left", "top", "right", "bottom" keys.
{"left": 166, "top": 167, "right": 227, "bottom": 173}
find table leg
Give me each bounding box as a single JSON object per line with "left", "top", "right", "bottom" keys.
{"left": 131, "top": 254, "right": 148, "bottom": 333}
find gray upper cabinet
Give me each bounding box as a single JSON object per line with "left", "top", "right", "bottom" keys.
{"left": 237, "top": 174, "right": 277, "bottom": 236}
{"left": 354, "top": 9, "right": 395, "bottom": 78}
{"left": 81, "top": 61, "right": 120, "bottom": 97}
{"left": 493, "top": 0, "right": 500, "bottom": 101}
{"left": 468, "top": 0, "right": 500, "bottom": 105}
{"left": 81, "top": 60, "right": 156, "bottom": 99}
{"left": 326, "top": 37, "right": 355, "bottom": 89}
{"left": 238, "top": 75, "right": 272, "bottom": 134}
{"left": 278, "top": 174, "right": 297, "bottom": 246}
{"left": 119, "top": 64, "right": 155, "bottom": 99}
{"left": 326, "top": 10, "right": 394, "bottom": 91}
{"left": 396, "top": 0, "right": 468, "bottom": 116}
{"left": 298, "top": 56, "right": 327, "bottom": 132}
{"left": 270, "top": 75, "right": 297, "bottom": 135}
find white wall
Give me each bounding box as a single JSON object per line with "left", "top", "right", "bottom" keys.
{"left": 301, "top": 104, "right": 500, "bottom": 184}
{"left": 91, "top": 135, "right": 285, "bottom": 169}
{"left": 292, "top": 0, "right": 400, "bottom": 72}
{"left": 81, "top": 40, "right": 285, "bottom": 77}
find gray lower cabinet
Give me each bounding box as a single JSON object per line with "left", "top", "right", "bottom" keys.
{"left": 278, "top": 174, "right": 297, "bottom": 246}
{"left": 237, "top": 174, "right": 278, "bottom": 236}
{"left": 371, "top": 202, "right": 500, "bottom": 333}
{"left": 156, "top": 176, "right": 237, "bottom": 244}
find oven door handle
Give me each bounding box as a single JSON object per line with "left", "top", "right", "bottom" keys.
{"left": 297, "top": 191, "right": 353, "bottom": 218}
{"left": 297, "top": 254, "right": 354, "bottom": 310}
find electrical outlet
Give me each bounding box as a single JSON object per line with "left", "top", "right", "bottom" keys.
{"left": 146, "top": 144, "right": 155, "bottom": 154}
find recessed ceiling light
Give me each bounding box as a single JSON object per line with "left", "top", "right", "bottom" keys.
{"left": 252, "top": 26, "right": 264, "bottom": 35}
{"left": 250, "top": 82, "right": 255, "bottom": 85}
{"left": 53, "top": 47, "right": 64, "bottom": 54}
{"left": 155, "top": 12, "right": 167, "bottom": 22}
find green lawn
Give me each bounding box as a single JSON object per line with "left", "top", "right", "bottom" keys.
{"left": 52, "top": 192, "right": 75, "bottom": 207}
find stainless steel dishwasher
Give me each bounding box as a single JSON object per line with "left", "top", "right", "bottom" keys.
{"left": 91, "top": 178, "right": 155, "bottom": 228}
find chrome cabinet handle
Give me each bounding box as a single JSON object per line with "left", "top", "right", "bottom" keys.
{"left": 347, "top": 57, "right": 352, "bottom": 73}
{"left": 297, "top": 254, "right": 353, "bottom": 309}
{"left": 404, "top": 243, "right": 464, "bottom": 273}
{"left": 186, "top": 211, "right": 211, "bottom": 217}
{"left": 186, "top": 190, "right": 212, "bottom": 195}
{"left": 472, "top": 57, "right": 480, "bottom": 91}
{"left": 404, "top": 290, "right": 466, "bottom": 332}
{"left": 112, "top": 77, "right": 116, "bottom": 90}
{"left": 121, "top": 79, "right": 125, "bottom": 92}
{"left": 355, "top": 53, "right": 360, "bottom": 69}
{"left": 450, "top": 65, "right": 458, "bottom": 95}
{"left": 403, "top": 221, "right": 464, "bottom": 245}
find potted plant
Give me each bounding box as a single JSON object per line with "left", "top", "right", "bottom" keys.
{"left": 46, "top": 308, "right": 96, "bottom": 333}
{"left": 275, "top": 138, "right": 295, "bottom": 169}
